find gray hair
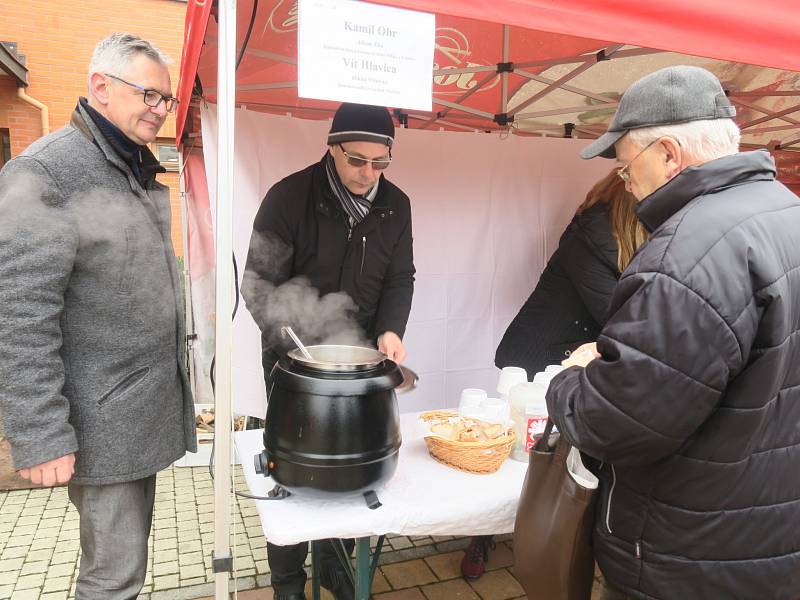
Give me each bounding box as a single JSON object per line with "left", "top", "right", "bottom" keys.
{"left": 627, "top": 119, "right": 741, "bottom": 162}
{"left": 88, "top": 33, "right": 170, "bottom": 86}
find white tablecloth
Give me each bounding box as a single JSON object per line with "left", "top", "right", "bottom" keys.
{"left": 234, "top": 412, "right": 528, "bottom": 546}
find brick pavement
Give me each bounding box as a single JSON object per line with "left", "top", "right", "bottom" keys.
{"left": 0, "top": 465, "right": 605, "bottom": 600}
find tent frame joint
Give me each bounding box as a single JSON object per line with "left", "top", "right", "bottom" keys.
{"left": 494, "top": 112, "right": 513, "bottom": 126}
{"left": 496, "top": 61, "right": 514, "bottom": 74}
{"left": 596, "top": 49, "right": 610, "bottom": 62}
{"left": 212, "top": 552, "right": 233, "bottom": 573}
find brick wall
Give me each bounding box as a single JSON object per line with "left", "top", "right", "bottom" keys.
{"left": 0, "top": 0, "right": 187, "bottom": 254}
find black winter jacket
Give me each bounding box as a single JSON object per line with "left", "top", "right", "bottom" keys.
{"left": 547, "top": 151, "right": 800, "bottom": 600}
{"left": 495, "top": 203, "right": 619, "bottom": 376}
{"left": 241, "top": 155, "right": 415, "bottom": 369}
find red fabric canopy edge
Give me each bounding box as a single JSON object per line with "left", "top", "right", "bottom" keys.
{"left": 176, "top": 0, "right": 800, "bottom": 141}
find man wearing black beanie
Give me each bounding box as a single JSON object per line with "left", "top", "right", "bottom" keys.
{"left": 241, "top": 103, "right": 415, "bottom": 600}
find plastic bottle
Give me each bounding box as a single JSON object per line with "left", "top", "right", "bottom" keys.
{"left": 508, "top": 381, "right": 548, "bottom": 462}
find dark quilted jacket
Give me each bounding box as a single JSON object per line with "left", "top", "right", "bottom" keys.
{"left": 547, "top": 151, "right": 800, "bottom": 600}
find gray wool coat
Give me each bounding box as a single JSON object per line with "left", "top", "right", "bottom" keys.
{"left": 0, "top": 102, "right": 197, "bottom": 485}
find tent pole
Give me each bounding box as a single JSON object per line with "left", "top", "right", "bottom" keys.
{"left": 214, "top": 0, "right": 237, "bottom": 598}
{"left": 178, "top": 151, "right": 196, "bottom": 398}
{"left": 501, "top": 24, "right": 509, "bottom": 114}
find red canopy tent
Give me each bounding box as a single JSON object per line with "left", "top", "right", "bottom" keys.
{"left": 176, "top": 0, "right": 800, "bottom": 187}
{"left": 174, "top": 2, "right": 800, "bottom": 596}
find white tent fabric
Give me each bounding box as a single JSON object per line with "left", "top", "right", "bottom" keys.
{"left": 199, "top": 104, "right": 610, "bottom": 417}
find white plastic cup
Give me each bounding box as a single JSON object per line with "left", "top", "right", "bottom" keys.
{"left": 459, "top": 388, "right": 487, "bottom": 418}
{"left": 544, "top": 364, "right": 565, "bottom": 375}
{"left": 481, "top": 397, "right": 510, "bottom": 425}
{"left": 496, "top": 366, "right": 528, "bottom": 396}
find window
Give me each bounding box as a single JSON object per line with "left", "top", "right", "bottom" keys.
{"left": 0, "top": 129, "right": 10, "bottom": 169}
{"left": 154, "top": 142, "right": 179, "bottom": 172}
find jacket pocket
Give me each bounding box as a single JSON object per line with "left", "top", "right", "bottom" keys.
{"left": 98, "top": 366, "right": 151, "bottom": 407}
{"left": 119, "top": 227, "right": 138, "bottom": 293}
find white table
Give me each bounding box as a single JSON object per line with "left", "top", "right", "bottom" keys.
{"left": 234, "top": 412, "right": 528, "bottom": 598}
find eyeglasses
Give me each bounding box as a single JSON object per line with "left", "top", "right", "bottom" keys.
{"left": 104, "top": 73, "right": 179, "bottom": 113}
{"left": 617, "top": 139, "right": 659, "bottom": 182}
{"left": 339, "top": 145, "right": 392, "bottom": 170}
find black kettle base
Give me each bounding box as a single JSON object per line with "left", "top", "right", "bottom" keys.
{"left": 363, "top": 490, "right": 382, "bottom": 510}
{"left": 268, "top": 484, "right": 291, "bottom": 500}
{"left": 265, "top": 484, "right": 382, "bottom": 510}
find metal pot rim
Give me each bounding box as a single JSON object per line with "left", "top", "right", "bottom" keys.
{"left": 287, "top": 344, "right": 386, "bottom": 372}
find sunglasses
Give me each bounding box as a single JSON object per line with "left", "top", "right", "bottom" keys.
{"left": 339, "top": 145, "right": 392, "bottom": 170}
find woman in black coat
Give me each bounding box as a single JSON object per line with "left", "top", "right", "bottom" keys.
{"left": 461, "top": 169, "right": 647, "bottom": 580}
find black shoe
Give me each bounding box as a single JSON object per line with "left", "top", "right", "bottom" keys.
{"left": 320, "top": 564, "right": 355, "bottom": 600}
{"left": 274, "top": 593, "right": 306, "bottom": 600}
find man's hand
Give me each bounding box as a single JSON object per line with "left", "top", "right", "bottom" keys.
{"left": 378, "top": 331, "right": 406, "bottom": 364}
{"left": 561, "top": 342, "right": 600, "bottom": 368}
{"left": 18, "top": 453, "right": 75, "bottom": 487}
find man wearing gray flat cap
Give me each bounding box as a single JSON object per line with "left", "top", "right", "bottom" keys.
{"left": 545, "top": 65, "right": 800, "bottom": 600}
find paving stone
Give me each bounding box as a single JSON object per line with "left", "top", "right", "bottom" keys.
{"left": 49, "top": 551, "right": 78, "bottom": 565}
{"left": 422, "top": 578, "right": 481, "bottom": 600}
{"left": 153, "top": 561, "right": 179, "bottom": 577}
{"left": 10, "top": 589, "right": 41, "bottom": 600}
{"left": 371, "top": 569, "right": 391, "bottom": 594}
{"left": 467, "top": 568, "right": 524, "bottom": 600}
{"left": 42, "top": 574, "right": 72, "bottom": 592}
{"left": 153, "top": 574, "right": 180, "bottom": 590}
{"left": 12, "top": 572, "right": 46, "bottom": 589}
{"left": 0, "top": 570, "right": 17, "bottom": 586}
{"left": 33, "top": 526, "right": 61, "bottom": 540}
{"left": 424, "top": 550, "right": 463, "bottom": 580}
{"left": 486, "top": 541, "right": 515, "bottom": 571}
{"left": 6, "top": 534, "right": 33, "bottom": 548}
{"left": 0, "top": 585, "right": 11, "bottom": 598}
{"left": 373, "top": 589, "right": 427, "bottom": 599}
{"left": 154, "top": 548, "right": 179, "bottom": 563}
{"left": 179, "top": 563, "right": 206, "bottom": 580}
{"left": 254, "top": 559, "right": 269, "bottom": 575}
{"left": 381, "top": 559, "right": 438, "bottom": 589}
{"left": 40, "top": 593, "right": 69, "bottom": 600}
{"left": 0, "top": 556, "right": 24, "bottom": 572}
{"left": 1, "top": 545, "right": 29, "bottom": 560}
{"left": 14, "top": 517, "right": 39, "bottom": 528}
{"left": 389, "top": 536, "right": 414, "bottom": 550}
{"left": 178, "top": 551, "right": 203, "bottom": 566}
{"left": 29, "top": 536, "right": 58, "bottom": 550}
{"left": 56, "top": 528, "right": 79, "bottom": 541}
{"left": 154, "top": 538, "right": 179, "bottom": 552}
{"left": 19, "top": 559, "right": 48, "bottom": 575}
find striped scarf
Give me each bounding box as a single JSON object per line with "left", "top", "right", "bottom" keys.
{"left": 325, "top": 152, "right": 379, "bottom": 227}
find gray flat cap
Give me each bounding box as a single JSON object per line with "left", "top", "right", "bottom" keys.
{"left": 581, "top": 65, "right": 736, "bottom": 159}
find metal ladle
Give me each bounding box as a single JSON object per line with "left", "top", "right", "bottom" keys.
{"left": 280, "top": 326, "right": 314, "bottom": 361}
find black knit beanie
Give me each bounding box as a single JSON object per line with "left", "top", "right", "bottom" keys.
{"left": 327, "top": 103, "right": 395, "bottom": 148}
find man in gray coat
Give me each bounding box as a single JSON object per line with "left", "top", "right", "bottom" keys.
{"left": 0, "top": 33, "right": 196, "bottom": 599}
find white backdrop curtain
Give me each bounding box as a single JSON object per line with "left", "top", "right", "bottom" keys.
{"left": 197, "top": 105, "right": 611, "bottom": 417}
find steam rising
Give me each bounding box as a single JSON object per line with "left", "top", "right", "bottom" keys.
{"left": 240, "top": 229, "right": 372, "bottom": 356}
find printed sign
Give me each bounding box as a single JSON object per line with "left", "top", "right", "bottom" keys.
{"left": 297, "top": 0, "right": 435, "bottom": 110}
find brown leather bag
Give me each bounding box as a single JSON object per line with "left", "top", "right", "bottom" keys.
{"left": 513, "top": 420, "right": 598, "bottom": 600}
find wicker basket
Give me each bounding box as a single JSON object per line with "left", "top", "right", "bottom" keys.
{"left": 420, "top": 410, "right": 516, "bottom": 474}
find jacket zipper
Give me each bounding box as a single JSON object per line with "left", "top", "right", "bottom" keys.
{"left": 605, "top": 464, "right": 617, "bottom": 534}
{"left": 360, "top": 236, "right": 366, "bottom": 275}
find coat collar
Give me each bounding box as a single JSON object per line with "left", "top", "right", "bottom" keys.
{"left": 71, "top": 98, "right": 165, "bottom": 190}
{"left": 636, "top": 150, "right": 777, "bottom": 232}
